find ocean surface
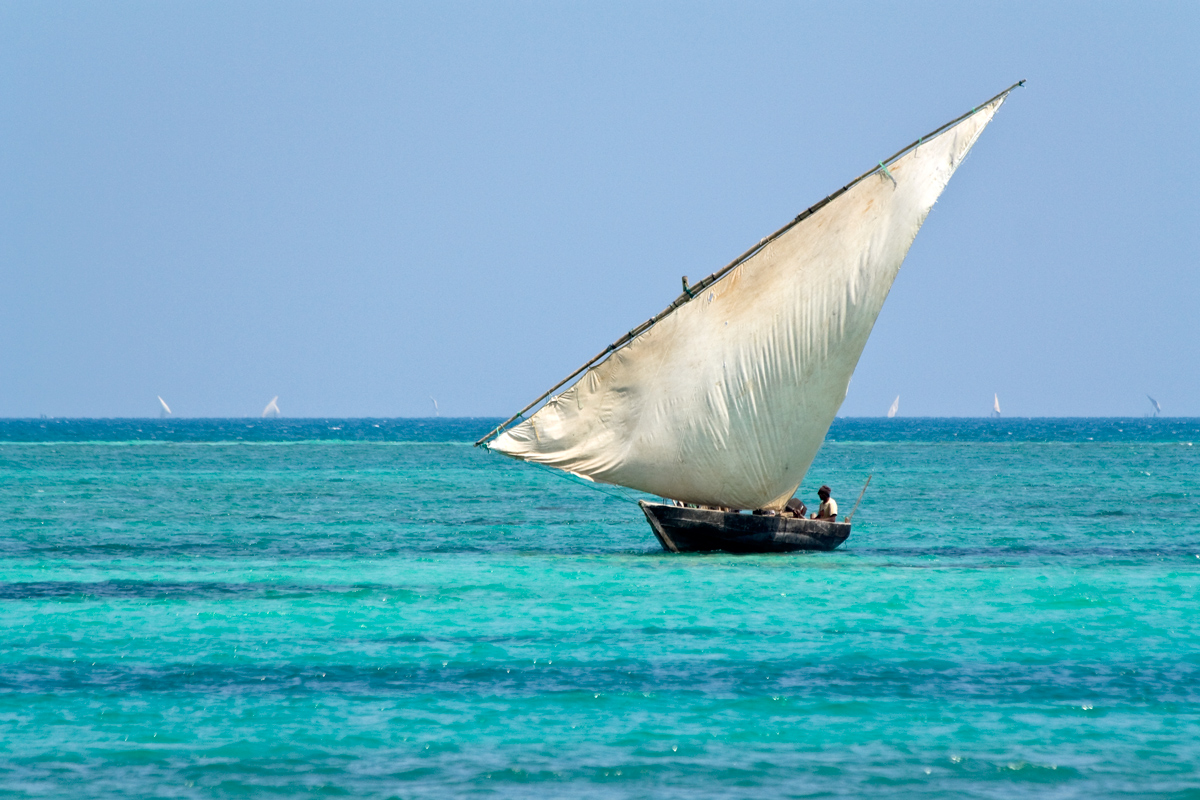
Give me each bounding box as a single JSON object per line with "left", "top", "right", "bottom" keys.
{"left": 2, "top": 417, "right": 1198, "bottom": 799}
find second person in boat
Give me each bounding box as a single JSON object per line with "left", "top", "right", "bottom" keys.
{"left": 810, "top": 485, "right": 838, "bottom": 521}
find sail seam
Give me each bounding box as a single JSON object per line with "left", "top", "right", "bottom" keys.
{"left": 475, "top": 80, "right": 1024, "bottom": 447}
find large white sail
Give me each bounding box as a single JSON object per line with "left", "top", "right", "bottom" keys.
{"left": 887, "top": 396, "right": 900, "bottom": 418}
{"left": 487, "top": 90, "right": 1014, "bottom": 510}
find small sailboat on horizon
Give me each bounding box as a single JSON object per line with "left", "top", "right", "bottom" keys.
{"left": 157, "top": 396, "right": 172, "bottom": 418}
{"left": 262, "top": 397, "right": 281, "bottom": 418}
{"left": 992, "top": 393, "right": 1001, "bottom": 418}
{"left": 476, "top": 83, "right": 1022, "bottom": 553}
{"left": 887, "top": 396, "right": 900, "bottom": 419}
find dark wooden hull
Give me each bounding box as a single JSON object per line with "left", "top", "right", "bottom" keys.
{"left": 639, "top": 501, "right": 850, "bottom": 554}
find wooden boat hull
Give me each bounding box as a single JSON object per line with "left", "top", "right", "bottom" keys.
{"left": 639, "top": 501, "right": 850, "bottom": 554}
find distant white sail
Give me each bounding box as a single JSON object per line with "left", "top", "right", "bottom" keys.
{"left": 484, "top": 88, "right": 1015, "bottom": 510}
{"left": 1147, "top": 394, "right": 1161, "bottom": 417}
{"left": 157, "top": 396, "right": 172, "bottom": 417}
{"left": 993, "top": 393, "right": 1001, "bottom": 416}
{"left": 430, "top": 396, "right": 440, "bottom": 417}
{"left": 262, "top": 396, "right": 281, "bottom": 418}
{"left": 887, "top": 396, "right": 900, "bottom": 418}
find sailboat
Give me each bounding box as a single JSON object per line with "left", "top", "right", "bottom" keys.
{"left": 262, "top": 396, "right": 281, "bottom": 418}
{"left": 477, "top": 83, "right": 1022, "bottom": 553}
{"left": 157, "top": 396, "right": 172, "bottom": 418}
{"left": 992, "top": 393, "right": 1001, "bottom": 417}
{"left": 887, "top": 396, "right": 900, "bottom": 419}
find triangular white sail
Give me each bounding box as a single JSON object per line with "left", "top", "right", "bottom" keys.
{"left": 992, "top": 394, "right": 1001, "bottom": 416}
{"left": 262, "top": 396, "right": 280, "bottom": 418}
{"left": 157, "top": 396, "right": 172, "bottom": 417}
{"left": 887, "top": 396, "right": 900, "bottom": 418}
{"left": 486, "top": 87, "right": 1016, "bottom": 510}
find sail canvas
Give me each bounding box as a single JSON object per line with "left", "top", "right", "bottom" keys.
{"left": 488, "top": 92, "right": 1013, "bottom": 510}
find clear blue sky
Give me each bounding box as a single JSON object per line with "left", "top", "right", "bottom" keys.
{"left": 2, "top": 2, "right": 1197, "bottom": 418}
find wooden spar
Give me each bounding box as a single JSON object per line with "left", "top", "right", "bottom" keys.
{"left": 845, "top": 474, "right": 873, "bottom": 524}
{"left": 475, "top": 81, "right": 1025, "bottom": 448}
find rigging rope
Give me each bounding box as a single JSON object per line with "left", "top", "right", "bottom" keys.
{"left": 877, "top": 162, "right": 897, "bottom": 187}
{"left": 484, "top": 445, "right": 640, "bottom": 504}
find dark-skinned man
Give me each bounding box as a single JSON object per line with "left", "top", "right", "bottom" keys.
{"left": 810, "top": 485, "right": 838, "bottom": 521}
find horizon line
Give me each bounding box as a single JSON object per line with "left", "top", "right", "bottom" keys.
{"left": 3, "top": 415, "right": 1196, "bottom": 422}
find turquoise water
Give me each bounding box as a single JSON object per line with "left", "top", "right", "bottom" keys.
{"left": 2, "top": 418, "right": 1199, "bottom": 798}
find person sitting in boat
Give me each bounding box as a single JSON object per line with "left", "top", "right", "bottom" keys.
{"left": 785, "top": 497, "right": 807, "bottom": 518}
{"left": 810, "top": 486, "right": 838, "bottom": 521}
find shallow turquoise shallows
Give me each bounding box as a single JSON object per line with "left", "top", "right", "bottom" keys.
{"left": 2, "top": 418, "right": 1199, "bottom": 798}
